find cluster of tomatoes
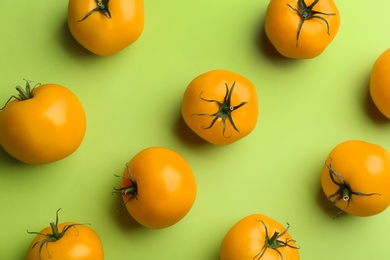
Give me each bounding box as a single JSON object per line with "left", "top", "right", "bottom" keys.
{"left": 1, "top": 0, "right": 390, "bottom": 259}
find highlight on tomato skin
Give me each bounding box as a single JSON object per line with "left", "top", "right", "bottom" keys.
{"left": 320, "top": 140, "right": 390, "bottom": 217}
{"left": 0, "top": 80, "right": 87, "bottom": 165}
{"left": 181, "top": 69, "right": 259, "bottom": 146}
{"left": 264, "top": 0, "right": 341, "bottom": 59}
{"left": 113, "top": 147, "right": 197, "bottom": 229}
{"left": 369, "top": 48, "right": 390, "bottom": 119}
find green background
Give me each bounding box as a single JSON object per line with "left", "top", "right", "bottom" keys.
{"left": 1, "top": 1, "right": 390, "bottom": 259}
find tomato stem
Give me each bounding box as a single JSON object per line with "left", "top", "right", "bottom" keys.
{"left": 342, "top": 187, "right": 350, "bottom": 201}
{"left": 0, "top": 80, "right": 38, "bottom": 110}
{"left": 325, "top": 159, "right": 381, "bottom": 217}
{"left": 254, "top": 220, "right": 299, "bottom": 260}
{"left": 287, "top": 0, "right": 336, "bottom": 47}
{"left": 27, "top": 209, "right": 86, "bottom": 259}
{"left": 77, "top": 0, "right": 111, "bottom": 22}
{"left": 113, "top": 185, "right": 137, "bottom": 196}
{"left": 49, "top": 222, "right": 61, "bottom": 240}
{"left": 191, "top": 81, "right": 247, "bottom": 138}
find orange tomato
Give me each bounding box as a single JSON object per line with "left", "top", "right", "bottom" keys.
{"left": 181, "top": 70, "right": 258, "bottom": 146}
{"left": 68, "top": 0, "right": 144, "bottom": 56}
{"left": 321, "top": 140, "right": 390, "bottom": 217}
{"left": 0, "top": 80, "right": 86, "bottom": 165}
{"left": 114, "top": 147, "right": 197, "bottom": 229}
{"left": 26, "top": 209, "right": 104, "bottom": 260}
{"left": 265, "top": 0, "right": 340, "bottom": 59}
{"left": 220, "top": 214, "right": 300, "bottom": 260}
{"left": 369, "top": 48, "right": 390, "bottom": 118}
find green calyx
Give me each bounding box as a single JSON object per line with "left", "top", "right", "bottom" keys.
{"left": 191, "top": 81, "right": 248, "bottom": 138}
{"left": 77, "top": 0, "right": 111, "bottom": 22}
{"left": 27, "top": 209, "right": 84, "bottom": 260}
{"left": 325, "top": 159, "right": 381, "bottom": 217}
{"left": 0, "top": 80, "right": 38, "bottom": 110}
{"left": 254, "top": 220, "right": 299, "bottom": 260}
{"left": 113, "top": 164, "right": 138, "bottom": 202}
{"left": 287, "top": 0, "right": 336, "bottom": 46}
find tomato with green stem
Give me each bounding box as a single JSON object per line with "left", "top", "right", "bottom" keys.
{"left": 321, "top": 140, "right": 390, "bottom": 217}
{"left": 0, "top": 80, "right": 86, "bottom": 164}
{"left": 181, "top": 70, "right": 258, "bottom": 146}
{"left": 265, "top": 0, "right": 340, "bottom": 59}
{"left": 113, "top": 147, "right": 197, "bottom": 229}
{"left": 26, "top": 209, "right": 104, "bottom": 260}
{"left": 68, "top": 0, "right": 144, "bottom": 56}
{"left": 220, "top": 214, "right": 300, "bottom": 260}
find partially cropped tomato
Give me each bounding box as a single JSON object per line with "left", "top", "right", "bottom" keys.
{"left": 113, "top": 147, "right": 197, "bottom": 229}
{"left": 369, "top": 48, "right": 390, "bottom": 118}
{"left": 181, "top": 70, "right": 258, "bottom": 146}
{"left": 68, "top": 0, "right": 144, "bottom": 56}
{"left": 265, "top": 0, "right": 340, "bottom": 59}
{"left": 0, "top": 80, "right": 86, "bottom": 165}
{"left": 220, "top": 214, "right": 300, "bottom": 260}
{"left": 26, "top": 209, "right": 104, "bottom": 260}
{"left": 321, "top": 140, "right": 390, "bottom": 217}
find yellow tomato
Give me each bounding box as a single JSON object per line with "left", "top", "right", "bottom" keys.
{"left": 114, "top": 147, "right": 197, "bottom": 229}
{"left": 0, "top": 80, "right": 86, "bottom": 164}
{"left": 265, "top": 0, "right": 340, "bottom": 59}
{"left": 68, "top": 0, "right": 144, "bottom": 56}
{"left": 321, "top": 140, "right": 390, "bottom": 217}
{"left": 26, "top": 210, "right": 104, "bottom": 260}
{"left": 181, "top": 70, "right": 258, "bottom": 146}
{"left": 220, "top": 214, "right": 300, "bottom": 260}
{"left": 369, "top": 48, "right": 390, "bottom": 118}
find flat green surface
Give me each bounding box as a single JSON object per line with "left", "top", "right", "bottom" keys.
{"left": 1, "top": 1, "right": 390, "bottom": 259}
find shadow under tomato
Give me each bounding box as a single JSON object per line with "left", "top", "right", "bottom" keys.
{"left": 362, "top": 79, "right": 389, "bottom": 124}
{"left": 111, "top": 193, "right": 145, "bottom": 231}
{"left": 174, "top": 112, "right": 209, "bottom": 148}
{"left": 0, "top": 146, "right": 25, "bottom": 167}
{"left": 57, "top": 19, "right": 97, "bottom": 58}
{"left": 253, "top": 14, "right": 298, "bottom": 65}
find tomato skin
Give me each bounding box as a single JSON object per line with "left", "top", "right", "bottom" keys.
{"left": 68, "top": 0, "right": 144, "bottom": 56}
{"left": 265, "top": 0, "right": 340, "bottom": 59}
{"left": 181, "top": 70, "right": 258, "bottom": 146}
{"left": 369, "top": 48, "right": 390, "bottom": 118}
{"left": 0, "top": 83, "right": 86, "bottom": 165}
{"left": 26, "top": 222, "right": 104, "bottom": 260}
{"left": 321, "top": 140, "right": 390, "bottom": 216}
{"left": 220, "top": 214, "right": 300, "bottom": 260}
{"left": 118, "top": 147, "right": 197, "bottom": 229}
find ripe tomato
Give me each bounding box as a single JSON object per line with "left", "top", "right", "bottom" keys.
{"left": 68, "top": 0, "right": 144, "bottom": 56}
{"left": 181, "top": 70, "right": 258, "bottom": 146}
{"left": 113, "top": 147, "right": 197, "bottom": 229}
{"left": 0, "top": 80, "right": 86, "bottom": 165}
{"left": 369, "top": 48, "right": 390, "bottom": 118}
{"left": 265, "top": 0, "right": 340, "bottom": 59}
{"left": 321, "top": 140, "right": 390, "bottom": 217}
{"left": 26, "top": 209, "right": 104, "bottom": 260}
{"left": 220, "top": 214, "right": 300, "bottom": 260}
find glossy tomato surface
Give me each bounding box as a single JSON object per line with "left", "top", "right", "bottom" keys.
{"left": 321, "top": 140, "right": 390, "bottom": 216}
{"left": 265, "top": 0, "right": 340, "bottom": 59}
{"left": 370, "top": 48, "right": 390, "bottom": 118}
{"left": 0, "top": 82, "right": 86, "bottom": 165}
{"left": 115, "top": 147, "right": 197, "bottom": 229}
{"left": 26, "top": 222, "right": 103, "bottom": 260}
{"left": 181, "top": 70, "right": 258, "bottom": 146}
{"left": 220, "top": 214, "right": 300, "bottom": 260}
{"left": 68, "top": 0, "right": 144, "bottom": 56}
